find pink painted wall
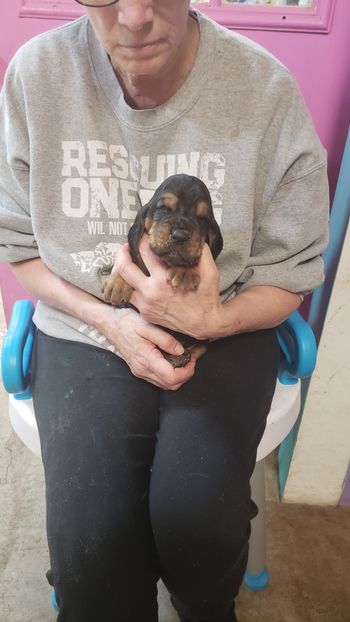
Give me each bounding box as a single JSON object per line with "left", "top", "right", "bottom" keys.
{"left": 0, "top": 0, "right": 349, "bottom": 324}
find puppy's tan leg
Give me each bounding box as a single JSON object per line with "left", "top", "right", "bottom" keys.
{"left": 188, "top": 343, "right": 207, "bottom": 361}
{"left": 102, "top": 273, "right": 133, "bottom": 305}
{"left": 166, "top": 267, "right": 200, "bottom": 291}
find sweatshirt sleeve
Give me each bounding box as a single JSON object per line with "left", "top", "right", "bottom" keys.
{"left": 235, "top": 76, "right": 329, "bottom": 297}
{"left": 236, "top": 163, "right": 329, "bottom": 296}
{"left": 0, "top": 58, "right": 39, "bottom": 263}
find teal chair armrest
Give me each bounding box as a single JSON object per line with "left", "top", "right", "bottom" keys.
{"left": 1, "top": 299, "right": 35, "bottom": 398}
{"left": 276, "top": 310, "right": 317, "bottom": 385}
{"left": 1, "top": 303, "right": 316, "bottom": 396}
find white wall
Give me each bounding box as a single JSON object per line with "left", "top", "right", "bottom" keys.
{"left": 283, "top": 223, "right": 350, "bottom": 505}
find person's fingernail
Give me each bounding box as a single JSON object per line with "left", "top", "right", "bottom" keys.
{"left": 174, "top": 344, "right": 184, "bottom": 354}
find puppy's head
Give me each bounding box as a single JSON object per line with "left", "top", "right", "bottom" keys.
{"left": 129, "top": 174, "right": 223, "bottom": 269}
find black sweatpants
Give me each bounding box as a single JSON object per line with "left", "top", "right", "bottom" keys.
{"left": 31, "top": 328, "right": 280, "bottom": 622}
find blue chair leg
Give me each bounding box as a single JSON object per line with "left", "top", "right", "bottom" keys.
{"left": 51, "top": 591, "right": 59, "bottom": 611}
{"left": 244, "top": 568, "right": 270, "bottom": 592}
{"left": 244, "top": 459, "right": 270, "bottom": 592}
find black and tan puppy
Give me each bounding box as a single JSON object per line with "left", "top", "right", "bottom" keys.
{"left": 102, "top": 174, "right": 223, "bottom": 367}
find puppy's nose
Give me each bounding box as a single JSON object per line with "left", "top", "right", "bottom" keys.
{"left": 171, "top": 228, "right": 191, "bottom": 243}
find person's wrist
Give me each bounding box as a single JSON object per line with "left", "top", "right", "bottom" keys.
{"left": 80, "top": 298, "right": 115, "bottom": 333}
{"left": 198, "top": 302, "right": 237, "bottom": 341}
{"left": 91, "top": 301, "right": 136, "bottom": 342}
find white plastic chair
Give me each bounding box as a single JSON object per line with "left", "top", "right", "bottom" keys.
{"left": 1, "top": 299, "right": 317, "bottom": 599}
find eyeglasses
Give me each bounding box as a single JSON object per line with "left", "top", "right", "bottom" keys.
{"left": 74, "top": 0, "right": 119, "bottom": 7}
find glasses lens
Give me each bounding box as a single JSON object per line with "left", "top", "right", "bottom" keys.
{"left": 75, "top": 0, "right": 118, "bottom": 6}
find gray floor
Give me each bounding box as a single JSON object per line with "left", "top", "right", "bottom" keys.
{"left": 1, "top": 302, "right": 349, "bottom": 622}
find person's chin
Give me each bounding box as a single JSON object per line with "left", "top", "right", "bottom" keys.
{"left": 114, "top": 55, "right": 168, "bottom": 80}
{"left": 111, "top": 43, "right": 170, "bottom": 78}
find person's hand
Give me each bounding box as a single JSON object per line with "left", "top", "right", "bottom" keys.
{"left": 101, "top": 306, "right": 197, "bottom": 390}
{"left": 114, "top": 236, "right": 224, "bottom": 340}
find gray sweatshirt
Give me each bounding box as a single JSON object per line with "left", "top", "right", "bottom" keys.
{"left": 0, "top": 10, "right": 329, "bottom": 353}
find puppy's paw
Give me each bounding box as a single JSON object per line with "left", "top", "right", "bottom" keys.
{"left": 166, "top": 267, "right": 200, "bottom": 291}
{"left": 102, "top": 273, "right": 133, "bottom": 305}
{"left": 160, "top": 343, "right": 207, "bottom": 368}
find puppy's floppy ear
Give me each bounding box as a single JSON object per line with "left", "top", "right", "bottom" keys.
{"left": 207, "top": 218, "right": 223, "bottom": 260}
{"left": 194, "top": 177, "right": 223, "bottom": 260}
{"left": 127, "top": 199, "right": 152, "bottom": 276}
